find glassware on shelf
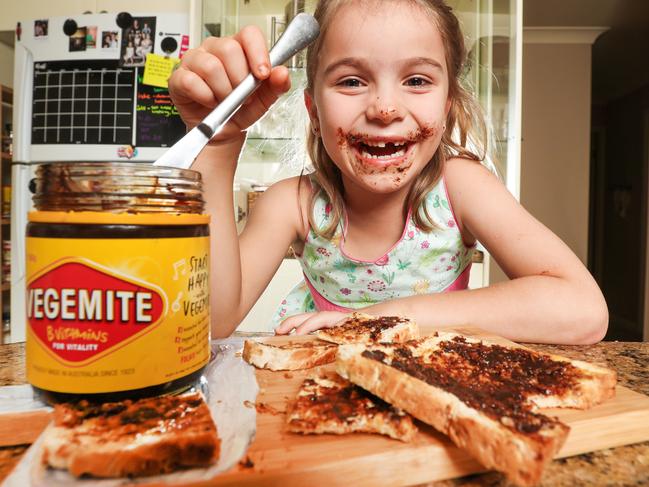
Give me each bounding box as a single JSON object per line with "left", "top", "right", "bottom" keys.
{"left": 242, "top": 69, "right": 310, "bottom": 179}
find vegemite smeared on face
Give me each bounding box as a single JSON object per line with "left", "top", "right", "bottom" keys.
{"left": 26, "top": 162, "right": 211, "bottom": 403}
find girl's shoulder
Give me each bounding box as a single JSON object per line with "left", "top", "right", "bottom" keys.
{"left": 262, "top": 174, "right": 314, "bottom": 240}
{"left": 443, "top": 156, "right": 501, "bottom": 198}
{"left": 442, "top": 157, "right": 502, "bottom": 244}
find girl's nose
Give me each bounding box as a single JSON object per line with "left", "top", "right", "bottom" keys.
{"left": 366, "top": 95, "right": 404, "bottom": 124}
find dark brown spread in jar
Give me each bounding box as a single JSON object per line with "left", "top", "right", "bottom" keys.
{"left": 26, "top": 162, "right": 211, "bottom": 404}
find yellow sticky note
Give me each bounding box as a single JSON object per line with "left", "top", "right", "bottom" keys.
{"left": 142, "top": 53, "right": 180, "bottom": 89}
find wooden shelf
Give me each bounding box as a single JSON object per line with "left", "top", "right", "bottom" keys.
{"left": 0, "top": 83, "right": 11, "bottom": 321}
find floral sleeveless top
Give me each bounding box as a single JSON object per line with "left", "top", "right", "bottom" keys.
{"left": 268, "top": 176, "right": 475, "bottom": 330}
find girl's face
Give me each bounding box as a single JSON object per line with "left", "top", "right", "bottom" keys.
{"left": 308, "top": 1, "right": 451, "bottom": 194}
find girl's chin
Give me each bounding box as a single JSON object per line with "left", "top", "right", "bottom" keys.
{"left": 351, "top": 171, "right": 413, "bottom": 193}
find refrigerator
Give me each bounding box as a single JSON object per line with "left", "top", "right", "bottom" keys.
{"left": 11, "top": 12, "right": 190, "bottom": 342}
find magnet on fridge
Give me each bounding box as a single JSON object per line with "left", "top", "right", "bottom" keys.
{"left": 160, "top": 37, "right": 178, "bottom": 55}
{"left": 116, "top": 12, "right": 133, "bottom": 29}
{"left": 63, "top": 19, "right": 78, "bottom": 36}
{"left": 15, "top": 22, "right": 21, "bottom": 41}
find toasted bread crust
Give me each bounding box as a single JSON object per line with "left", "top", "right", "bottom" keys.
{"left": 336, "top": 338, "right": 585, "bottom": 486}
{"left": 316, "top": 313, "right": 419, "bottom": 345}
{"left": 286, "top": 374, "right": 417, "bottom": 442}
{"left": 42, "top": 392, "right": 219, "bottom": 478}
{"left": 243, "top": 339, "right": 337, "bottom": 371}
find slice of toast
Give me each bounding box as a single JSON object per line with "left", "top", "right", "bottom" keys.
{"left": 433, "top": 331, "right": 617, "bottom": 409}
{"left": 316, "top": 312, "right": 418, "bottom": 344}
{"left": 286, "top": 373, "right": 417, "bottom": 442}
{"left": 336, "top": 333, "right": 616, "bottom": 486}
{"left": 243, "top": 339, "right": 338, "bottom": 371}
{"left": 42, "top": 391, "right": 220, "bottom": 478}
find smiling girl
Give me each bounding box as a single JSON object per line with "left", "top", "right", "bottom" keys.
{"left": 168, "top": 0, "right": 608, "bottom": 344}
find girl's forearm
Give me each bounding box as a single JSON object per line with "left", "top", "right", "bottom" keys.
{"left": 363, "top": 276, "right": 608, "bottom": 345}
{"left": 191, "top": 137, "right": 247, "bottom": 337}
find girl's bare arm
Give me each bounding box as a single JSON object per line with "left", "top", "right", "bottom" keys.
{"left": 368, "top": 158, "right": 607, "bottom": 344}
{"left": 168, "top": 27, "right": 300, "bottom": 337}
{"left": 277, "top": 158, "right": 607, "bottom": 345}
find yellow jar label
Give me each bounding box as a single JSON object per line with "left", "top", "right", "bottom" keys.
{"left": 26, "top": 236, "right": 210, "bottom": 394}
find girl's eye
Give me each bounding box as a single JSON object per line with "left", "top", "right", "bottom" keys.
{"left": 339, "top": 78, "right": 362, "bottom": 88}
{"left": 405, "top": 77, "right": 430, "bottom": 87}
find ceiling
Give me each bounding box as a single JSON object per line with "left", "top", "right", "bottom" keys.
{"left": 524, "top": 0, "right": 649, "bottom": 29}
{"left": 526, "top": 0, "right": 649, "bottom": 104}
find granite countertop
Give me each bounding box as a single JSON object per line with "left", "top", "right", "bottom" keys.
{"left": 1, "top": 341, "right": 648, "bottom": 486}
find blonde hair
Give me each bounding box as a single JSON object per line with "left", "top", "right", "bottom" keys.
{"left": 304, "top": 0, "right": 488, "bottom": 238}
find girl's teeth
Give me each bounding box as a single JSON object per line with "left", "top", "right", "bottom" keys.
{"left": 361, "top": 149, "right": 406, "bottom": 159}
{"left": 364, "top": 141, "right": 406, "bottom": 147}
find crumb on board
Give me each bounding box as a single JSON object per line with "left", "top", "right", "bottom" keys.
{"left": 243, "top": 400, "right": 255, "bottom": 409}
{"left": 284, "top": 372, "right": 293, "bottom": 379}
{"left": 238, "top": 456, "right": 255, "bottom": 469}
{"left": 255, "top": 402, "right": 284, "bottom": 415}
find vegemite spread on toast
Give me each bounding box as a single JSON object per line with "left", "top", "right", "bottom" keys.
{"left": 289, "top": 376, "right": 406, "bottom": 429}
{"left": 362, "top": 336, "right": 588, "bottom": 434}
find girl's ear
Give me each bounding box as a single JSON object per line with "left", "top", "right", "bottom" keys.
{"left": 304, "top": 90, "right": 319, "bottom": 125}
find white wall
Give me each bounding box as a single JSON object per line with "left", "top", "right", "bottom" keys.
{"left": 0, "top": 43, "right": 13, "bottom": 87}
{"left": 521, "top": 35, "right": 599, "bottom": 264}
{"left": 489, "top": 29, "right": 601, "bottom": 284}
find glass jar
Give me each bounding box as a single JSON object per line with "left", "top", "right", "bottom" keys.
{"left": 26, "top": 162, "right": 211, "bottom": 403}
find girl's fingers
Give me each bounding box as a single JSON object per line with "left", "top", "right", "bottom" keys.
{"left": 234, "top": 25, "right": 271, "bottom": 80}
{"left": 168, "top": 33, "right": 289, "bottom": 134}
{"left": 179, "top": 49, "right": 233, "bottom": 103}
{"left": 201, "top": 36, "right": 250, "bottom": 87}
{"left": 274, "top": 312, "right": 315, "bottom": 335}
{"left": 275, "top": 311, "right": 349, "bottom": 335}
{"left": 168, "top": 67, "right": 217, "bottom": 109}
{"left": 232, "top": 66, "right": 291, "bottom": 128}
{"left": 293, "top": 312, "right": 348, "bottom": 335}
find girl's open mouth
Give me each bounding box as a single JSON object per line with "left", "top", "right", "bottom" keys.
{"left": 349, "top": 138, "right": 414, "bottom": 166}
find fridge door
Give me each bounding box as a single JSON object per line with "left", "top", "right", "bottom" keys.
{"left": 9, "top": 163, "right": 36, "bottom": 343}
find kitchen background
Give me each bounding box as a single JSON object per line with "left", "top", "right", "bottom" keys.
{"left": 0, "top": 0, "right": 647, "bottom": 342}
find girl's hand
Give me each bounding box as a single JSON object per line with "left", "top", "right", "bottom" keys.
{"left": 168, "top": 26, "right": 291, "bottom": 143}
{"left": 275, "top": 311, "right": 350, "bottom": 335}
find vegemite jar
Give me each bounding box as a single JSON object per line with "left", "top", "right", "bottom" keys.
{"left": 25, "top": 162, "right": 210, "bottom": 403}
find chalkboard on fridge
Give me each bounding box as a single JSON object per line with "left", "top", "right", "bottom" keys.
{"left": 135, "top": 74, "right": 185, "bottom": 148}
{"left": 31, "top": 60, "right": 135, "bottom": 145}
{"left": 30, "top": 60, "right": 185, "bottom": 149}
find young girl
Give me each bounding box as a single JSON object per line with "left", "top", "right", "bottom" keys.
{"left": 168, "top": 0, "right": 608, "bottom": 344}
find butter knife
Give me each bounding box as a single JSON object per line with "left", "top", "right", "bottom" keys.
{"left": 153, "top": 13, "right": 320, "bottom": 169}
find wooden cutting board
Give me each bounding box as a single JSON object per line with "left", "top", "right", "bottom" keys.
{"left": 201, "top": 327, "right": 649, "bottom": 486}
{"left": 2, "top": 328, "right": 649, "bottom": 486}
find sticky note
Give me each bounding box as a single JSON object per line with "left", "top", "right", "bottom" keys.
{"left": 142, "top": 53, "right": 180, "bottom": 89}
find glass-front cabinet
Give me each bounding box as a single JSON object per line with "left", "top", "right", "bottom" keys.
{"left": 194, "top": 0, "right": 521, "bottom": 297}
